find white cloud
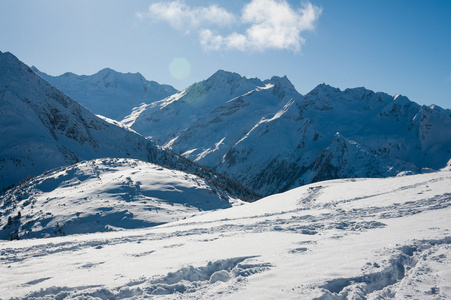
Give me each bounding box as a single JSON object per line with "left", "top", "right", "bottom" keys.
{"left": 139, "top": 0, "right": 322, "bottom": 52}
{"left": 138, "top": 1, "right": 236, "bottom": 30}
{"left": 199, "top": 29, "right": 224, "bottom": 51}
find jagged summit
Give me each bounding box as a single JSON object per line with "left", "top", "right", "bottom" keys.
{"left": 343, "top": 86, "right": 376, "bottom": 101}
{"left": 94, "top": 67, "right": 148, "bottom": 84}
{"left": 392, "top": 93, "right": 414, "bottom": 105}
{"left": 268, "top": 75, "right": 297, "bottom": 93}
{"left": 207, "top": 69, "right": 243, "bottom": 83}
{"left": 182, "top": 69, "right": 264, "bottom": 102}
{"left": 307, "top": 83, "right": 341, "bottom": 96}
{"left": 0, "top": 51, "right": 32, "bottom": 75}
{"left": 0, "top": 51, "right": 16, "bottom": 61}
{"left": 206, "top": 70, "right": 265, "bottom": 88}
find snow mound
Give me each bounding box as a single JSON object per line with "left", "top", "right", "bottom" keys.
{"left": 0, "top": 158, "right": 241, "bottom": 240}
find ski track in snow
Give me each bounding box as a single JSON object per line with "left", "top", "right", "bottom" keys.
{"left": 0, "top": 172, "right": 450, "bottom": 299}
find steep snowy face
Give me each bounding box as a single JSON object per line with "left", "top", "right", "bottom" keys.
{"left": 0, "top": 158, "right": 240, "bottom": 240}
{"left": 126, "top": 70, "right": 268, "bottom": 143}
{"left": 33, "top": 67, "right": 177, "bottom": 121}
{"left": 0, "top": 52, "right": 261, "bottom": 202}
{"left": 0, "top": 51, "right": 138, "bottom": 188}
{"left": 308, "top": 132, "right": 420, "bottom": 183}
{"left": 406, "top": 105, "right": 451, "bottom": 166}
{"left": 166, "top": 75, "right": 301, "bottom": 168}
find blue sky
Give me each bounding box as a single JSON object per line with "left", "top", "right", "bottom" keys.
{"left": 1, "top": 0, "right": 450, "bottom": 108}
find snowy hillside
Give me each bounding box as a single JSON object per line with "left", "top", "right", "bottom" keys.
{"left": 33, "top": 67, "right": 177, "bottom": 121}
{"left": 0, "top": 158, "right": 241, "bottom": 240}
{"left": 0, "top": 51, "right": 259, "bottom": 202}
{"left": 1, "top": 171, "right": 450, "bottom": 299}
{"left": 124, "top": 71, "right": 451, "bottom": 196}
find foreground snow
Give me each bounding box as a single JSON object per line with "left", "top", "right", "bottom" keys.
{"left": 1, "top": 171, "right": 450, "bottom": 299}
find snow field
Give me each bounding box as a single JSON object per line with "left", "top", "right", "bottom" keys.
{"left": 1, "top": 171, "right": 450, "bottom": 299}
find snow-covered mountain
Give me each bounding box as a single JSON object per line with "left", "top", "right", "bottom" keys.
{"left": 122, "top": 70, "right": 272, "bottom": 142}
{"left": 33, "top": 66, "right": 177, "bottom": 121}
{"left": 125, "top": 71, "right": 451, "bottom": 196}
{"left": 2, "top": 171, "right": 450, "bottom": 298}
{"left": 0, "top": 158, "right": 243, "bottom": 240}
{"left": 0, "top": 51, "right": 259, "bottom": 202}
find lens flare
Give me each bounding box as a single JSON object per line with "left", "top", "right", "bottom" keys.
{"left": 169, "top": 57, "right": 191, "bottom": 80}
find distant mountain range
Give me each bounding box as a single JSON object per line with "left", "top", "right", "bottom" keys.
{"left": 2, "top": 50, "right": 450, "bottom": 199}
{"left": 124, "top": 70, "right": 451, "bottom": 196}
{"left": 33, "top": 66, "right": 177, "bottom": 121}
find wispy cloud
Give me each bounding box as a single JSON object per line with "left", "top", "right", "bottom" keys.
{"left": 138, "top": 0, "right": 322, "bottom": 52}
{"left": 137, "top": 1, "right": 236, "bottom": 31}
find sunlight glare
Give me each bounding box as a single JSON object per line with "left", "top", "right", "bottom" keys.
{"left": 169, "top": 57, "right": 191, "bottom": 80}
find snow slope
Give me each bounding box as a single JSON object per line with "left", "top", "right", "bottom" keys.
{"left": 33, "top": 67, "right": 177, "bottom": 121}
{"left": 0, "top": 51, "right": 259, "bottom": 202}
{"left": 0, "top": 158, "right": 240, "bottom": 240}
{"left": 124, "top": 71, "right": 451, "bottom": 196}
{"left": 1, "top": 171, "right": 450, "bottom": 299}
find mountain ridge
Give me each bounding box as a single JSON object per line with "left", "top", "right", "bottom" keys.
{"left": 32, "top": 66, "right": 178, "bottom": 121}
{"left": 124, "top": 69, "right": 451, "bottom": 196}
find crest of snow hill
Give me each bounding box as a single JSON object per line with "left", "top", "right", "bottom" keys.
{"left": 1, "top": 50, "right": 450, "bottom": 239}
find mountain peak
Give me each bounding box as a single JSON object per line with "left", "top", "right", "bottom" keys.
{"left": 0, "top": 51, "right": 22, "bottom": 68}
{"left": 393, "top": 94, "right": 411, "bottom": 104}
{"left": 183, "top": 70, "right": 259, "bottom": 99}
{"left": 0, "top": 51, "right": 17, "bottom": 61}
{"left": 99, "top": 67, "right": 115, "bottom": 73}
{"left": 307, "top": 83, "right": 341, "bottom": 97}
{"left": 343, "top": 87, "right": 375, "bottom": 101}
{"left": 30, "top": 65, "right": 40, "bottom": 73}
{"left": 91, "top": 68, "right": 147, "bottom": 84}
{"left": 207, "top": 70, "right": 244, "bottom": 84}
{"left": 269, "top": 75, "right": 297, "bottom": 93}
{"left": 0, "top": 51, "right": 36, "bottom": 82}
{"left": 330, "top": 132, "right": 346, "bottom": 146}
